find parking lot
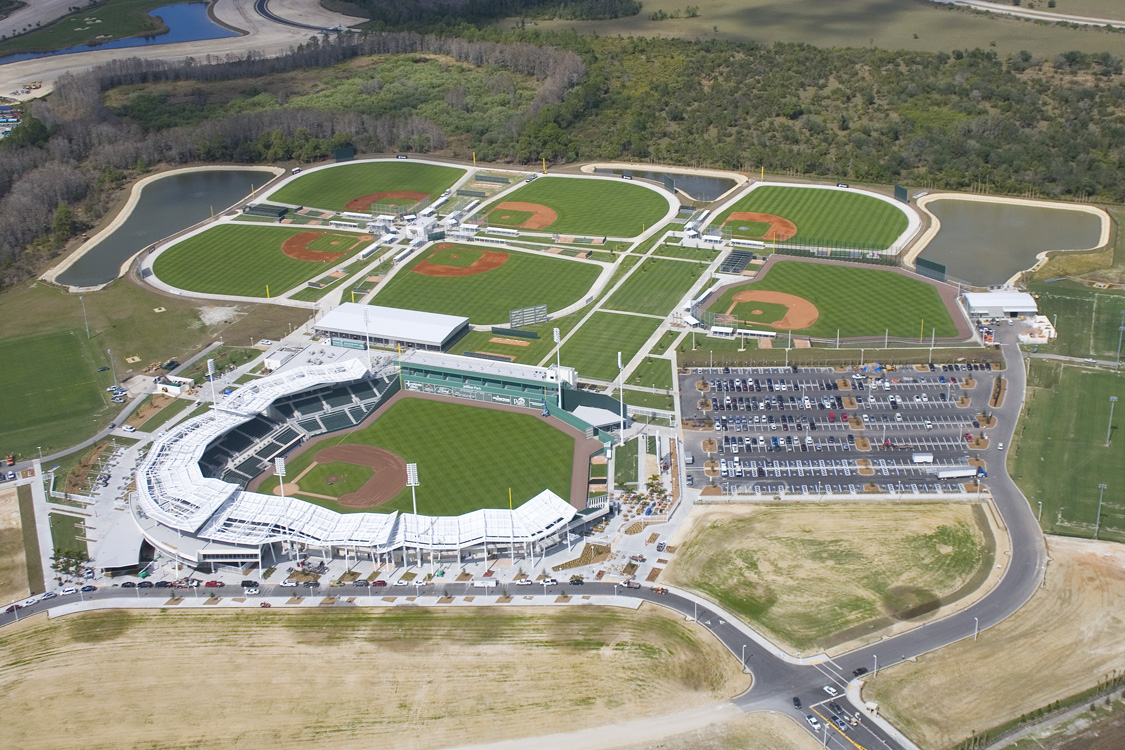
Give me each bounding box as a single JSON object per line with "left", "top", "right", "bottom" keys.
{"left": 679, "top": 363, "right": 997, "bottom": 496}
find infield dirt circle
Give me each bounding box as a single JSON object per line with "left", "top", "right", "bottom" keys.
{"left": 281, "top": 231, "right": 373, "bottom": 262}
{"left": 727, "top": 290, "right": 819, "bottom": 329}
{"left": 414, "top": 243, "right": 509, "bottom": 277}
{"left": 724, "top": 212, "right": 797, "bottom": 241}
{"left": 490, "top": 201, "right": 558, "bottom": 230}
{"left": 345, "top": 190, "right": 429, "bottom": 212}
{"left": 315, "top": 444, "right": 407, "bottom": 508}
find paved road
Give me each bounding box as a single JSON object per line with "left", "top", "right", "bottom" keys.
{"left": 254, "top": 0, "right": 338, "bottom": 32}
{"left": 928, "top": 0, "right": 1125, "bottom": 28}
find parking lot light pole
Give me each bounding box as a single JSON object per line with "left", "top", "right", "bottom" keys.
{"left": 1095, "top": 483, "right": 1107, "bottom": 540}
{"left": 974, "top": 616, "right": 979, "bottom": 641}
{"left": 1117, "top": 322, "right": 1125, "bottom": 369}
{"left": 107, "top": 349, "right": 117, "bottom": 389}
{"left": 1037, "top": 501, "right": 1042, "bottom": 521}
{"left": 80, "top": 295, "right": 90, "bottom": 339}
{"left": 1107, "top": 397, "right": 1118, "bottom": 447}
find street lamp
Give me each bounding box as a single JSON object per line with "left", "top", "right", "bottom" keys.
{"left": 1095, "top": 483, "right": 1107, "bottom": 540}
{"left": 107, "top": 349, "right": 117, "bottom": 389}
{"left": 1107, "top": 397, "right": 1118, "bottom": 447}
{"left": 974, "top": 616, "right": 979, "bottom": 641}
{"left": 1117, "top": 323, "right": 1125, "bottom": 370}
{"left": 741, "top": 643, "right": 747, "bottom": 669}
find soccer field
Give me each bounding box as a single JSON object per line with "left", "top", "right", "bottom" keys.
{"left": 372, "top": 245, "right": 600, "bottom": 324}
{"left": 562, "top": 312, "right": 663, "bottom": 381}
{"left": 258, "top": 398, "right": 576, "bottom": 515}
{"left": 1027, "top": 281, "right": 1125, "bottom": 360}
{"left": 603, "top": 258, "right": 706, "bottom": 316}
{"left": 153, "top": 225, "right": 366, "bottom": 297}
{"left": 267, "top": 161, "right": 465, "bottom": 212}
{"left": 714, "top": 185, "right": 910, "bottom": 249}
{"left": 0, "top": 330, "right": 110, "bottom": 455}
{"left": 483, "top": 177, "right": 670, "bottom": 237}
{"left": 707, "top": 260, "right": 959, "bottom": 339}
{"left": 1011, "top": 361, "right": 1125, "bottom": 543}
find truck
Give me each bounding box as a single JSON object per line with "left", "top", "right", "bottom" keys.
{"left": 684, "top": 451, "right": 695, "bottom": 465}
{"left": 911, "top": 452, "right": 934, "bottom": 464}
{"left": 471, "top": 580, "right": 498, "bottom": 589}
{"left": 937, "top": 466, "right": 986, "bottom": 480}
{"left": 623, "top": 580, "right": 641, "bottom": 589}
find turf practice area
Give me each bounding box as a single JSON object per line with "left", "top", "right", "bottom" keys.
{"left": 152, "top": 225, "right": 366, "bottom": 297}
{"left": 258, "top": 397, "right": 575, "bottom": 515}
{"left": 714, "top": 185, "right": 909, "bottom": 249}
{"left": 1027, "top": 282, "right": 1125, "bottom": 360}
{"left": 0, "top": 330, "right": 111, "bottom": 455}
{"left": 483, "top": 177, "right": 669, "bottom": 237}
{"left": 372, "top": 244, "right": 600, "bottom": 323}
{"left": 603, "top": 258, "right": 706, "bottom": 316}
{"left": 1011, "top": 361, "right": 1125, "bottom": 543}
{"left": 707, "top": 260, "right": 959, "bottom": 339}
{"left": 267, "top": 161, "right": 465, "bottom": 213}
{"left": 562, "top": 312, "right": 663, "bottom": 381}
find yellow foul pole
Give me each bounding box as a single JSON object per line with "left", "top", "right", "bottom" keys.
{"left": 266, "top": 284, "right": 270, "bottom": 299}
{"left": 542, "top": 157, "right": 547, "bottom": 174}
{"left": 473, "top": 151, "right": 477, "bottom": 167}
{"left": 509, "top": 487, "right": 513, "bottom": 511}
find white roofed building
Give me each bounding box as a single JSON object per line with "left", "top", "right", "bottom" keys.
{"left": 962, "top": 291, "right": 1038, "bottom": 319}
{"left": 315, "top": 303, "right": 469, "bottom": 352}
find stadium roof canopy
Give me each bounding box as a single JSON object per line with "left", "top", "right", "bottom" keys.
{"left": 315, "top": 303, "right": 469, "bottom": 350}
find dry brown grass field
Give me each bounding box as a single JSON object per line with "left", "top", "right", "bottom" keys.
{"left": 0, "top": 487, "right": 28, "bottom": 604}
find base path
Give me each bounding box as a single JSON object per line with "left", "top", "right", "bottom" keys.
{"left": 725, "top": 290, "right": 818, "bottom": 330}
{"left": 281, "top": 231, "right": 371, "bottom": 262}
{"left": 724, "top": 212, "right": 797, "bottom": 241}
{"left": 345, "top": 191, "right": 429, "bottom": 212}
{"left": 491, "top": 201, "right": 558, "bottom": 230}
{"left": 414, "top": 245, "right": 509, "bottom": 277}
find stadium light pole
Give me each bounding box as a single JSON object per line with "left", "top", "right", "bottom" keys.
{"left": 553, "top": 327, "right": 562, "bottom": 409}
{"left": 1107, "top": 396, "right": 1118, "bottom": 447}
{"left": 407, "top": 463, "right": 420, "bottom": 515}
{"left": 107, "top": 349, "right": 117, "bottom": 389}
{"left": 275, "top": 458, "right": 287, "bottom": 501}
{"left": 207, "top": 359, "right": 217, "bottom": 405}
{"left": 79, "top": 295, "right": 90, "bottom": 339}
{"left": 617, "top": 352, "right": 626, "bottom": 445}
{"left": 1095, "top": 483, "right": 1107, "bottom": 540}
{"left": 1117, "top": 319, "right": 1125, "bottom": 370}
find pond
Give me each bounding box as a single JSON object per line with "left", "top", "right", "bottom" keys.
{"left": 592, "top": 168, "right": 737, "bottom": 202}
{"left": 916, "top": 198, "right": 1105, "bottom": 287}
{"left": 0, "top": 4, "right": 239, "bottom": 65}
{"left": 57, "top": 168, "right": 272, "bottom": 288}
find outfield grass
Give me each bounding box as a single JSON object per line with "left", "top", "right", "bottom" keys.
{"left": 259, "top": 398, "right": 575, "bottom": 515}
{"left": 1026, "top": 281, "right": 1125, "bottom": 360}
{"left": 373, "top": 245, "right": 600, "bottom": 323}
{"left": 708, "top": 260, "right": 959, "bottom": 339}
{"left": 153, "top": 225, "right": 365, "bottom": 297}
{"left": 714, "top": 186, "right": 909, "bottom": 250}
{"left": 483, "top": 177, "right": 669, "bottom": 238}
{"left": 1011, "top": 361, "right": 1125, "bottom": 543}
{"left": 268, "top": 161, "right": 464, "bottom": 212}
{"left": 48, "top": 513, "right": 87, "bottom": 557}
{"left": 627, "top": 356, "right": 674, "bottom": 391}
{"left": 562, "top": 312, "right": 663, "bottom": 381}
{"left": 0, "top": 330, "right": 111, "bottom": 457}
{"left": 603, "top": 257, "right": 706, "bottom": 316}
{"left": 453, "top": 306, "right": 591, "bottom": 365}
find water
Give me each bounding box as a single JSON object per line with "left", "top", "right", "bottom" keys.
{"left": 0, "top": 4, "right": 239, "bottom": 65}
{"left": 57, "top": 169, "right": 270, "bottom": 288}
{"left": 917, "top": 199, "right": 1104, "bottom": 287}
{"left": 593, "top": 168, "right": 737, "bottom": 202}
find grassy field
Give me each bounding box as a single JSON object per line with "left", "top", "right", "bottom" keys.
{"left": 707, "top": 260, "right": 960, "bottom": 339}
{"left": 604, "top": 257, "right": 706, "bottom": 316}
{"left": 0, "top": 0, "right": 199, "bottom": 55}
{"left": 653, "top": 243, "right": 722, "bottom": 261}
{"left": 372, "top": 245, "right": 600, "bottom": 323}
{"left": 259, "top": 397, "right": 575, "bottom": 514}
{"left": 0, "top": 606, "right": 747, "bottom": 750}
{"left": 0, "top": 279, "right": 307, "bottom": 457}
{"left": 0, "top": 330, "right": 113, "bottom": 458}
{"left": 865, "top": 536, "right": 1125, "bottom": 750}
{"left": 713, "top": 186, "right": 909, "bottom": 250}
{"left": 454, "top": 306, "right": 591, "bottom": 365}
{"left": 48, "top": 512, "right": 87, "bottom": 557}
{"left": 138, "top": 398, "right": 193, "bottom": 433}
{"left": 153, "top": 225, "right": 367, "bottom": 297}
{"left": 1010, "top": 361, "right": 1125, "bottom": 543}
{"left": 627, "top": 356, "right": 674, "bottom": 391}
{"left": 268, "top": 161, "right": 464, "bottom": 212}
{"left": 614, "top": 434, "right": 639, "bottom": 487}
{"left": 1026, "top": 281, "right": 1125, "bottom": 360}
{"left": 612, "top": 388, "right": 676, "bottom": 411}
{"left": 562, "top": 312, "right": 663, "bottom": 381}
{"left": 515, "top": 0, "right": 1125, "bottom": 57}
{"left": 665, "top": 504, "right": 988, "bottom": 651}
{"left": 178, "top": 345, "right": 259, "bottom": 382}
{"left": 483, "top": 177, "right": 669, "bottom": 237}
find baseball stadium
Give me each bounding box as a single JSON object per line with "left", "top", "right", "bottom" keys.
{"left": 132, "top": 350, "right": 616, "bottom": 571}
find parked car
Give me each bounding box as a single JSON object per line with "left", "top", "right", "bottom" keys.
{"left": 204, "top": 580, "right": 223, "bottom": 588}
{"left": 121, "top": 581, "right": 136, "bottom": 589}
{"left": 279, "top": 580, "right": 298, "bottom": 587}
{"left": 80, "top": 585, "right": 97, "bottom": 592}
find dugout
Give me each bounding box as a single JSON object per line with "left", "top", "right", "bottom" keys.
{"left": 315, "top": 303, "right": 469, "bottom": 352}
{"left": 243, "top": 204, "right": 289, "bottom": 219}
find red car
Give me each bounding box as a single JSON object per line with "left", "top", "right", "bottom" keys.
{"left": 372, "top": 580, "right": 387, "bottom": 587}
{"left": 259, "top": 602, "right": 272, "bottom": 608}
{"left": 204, "top": 580, "right": 224, "bottom": 588}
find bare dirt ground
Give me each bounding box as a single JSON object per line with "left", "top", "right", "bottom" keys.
{"left": 865, "top": 535, "right": 1125, "bottom": 750}
{"left": 663, "top": 504, "right": 992, "bottom": 653}
{"left": 124, "top": 393, "right": 174, "bottom": 428}
{"left": 0, "top": 487, "right": 28, "bottom": 603}
{"left": 0, "top": 605, "right": 748, "bottom": 750}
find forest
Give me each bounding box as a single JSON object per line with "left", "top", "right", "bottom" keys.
{"left": 0, "top": 25, "right": 1123, "bottom": 286}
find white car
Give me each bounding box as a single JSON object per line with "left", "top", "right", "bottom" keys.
{"left": 22, "top": 597, "right": 38, "bottom": 606}
{"left": 412, "top": 580, "right": 427, "bottom": 587}
{"left": 60, "top": 587, "right": 78, "bottom": 595}
{"left": 822, "top": 685, "right": 839, "bottom": 696}
{"left": 394, "top": 579, "right": 410, "bottom": 587}
{"left": 122, "top": 425, "right": 136, "bottom": 433}
{"left": 279, "top": 580, "right": 298, "bottom": 588}
{"left": 806, "top": 715, "right": 821, "bottom": 729}
{"left": 515, "top": 579, "right": 533, "bottom": 586}
{"left": 245, "top": 587, "right": 260, "bottom": 595}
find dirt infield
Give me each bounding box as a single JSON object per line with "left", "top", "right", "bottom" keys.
{"left": 312, "top": 444, "right": 406, "bottom": 508}
{"left": 414, "top": 244, "right": 509, "bottom": 277}
{"left": 725, "top": 290, "right": 819, "bottom": 329}
{"left": 281, "top": 231, "right": 372, "bottom": 263}
{"left": 489, "top": 337, "right": 530, "bottom": 347}
{"left": 345, "top": 190, "right": 428, "bottom": 212}
{"left": 489, "top": 201, "right": 558, "bottom": 230}
{"left": 724, "top": 211, "right": 797, "bottom": 241}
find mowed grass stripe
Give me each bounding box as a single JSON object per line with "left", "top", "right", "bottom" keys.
{"left": 716, "top": 186, "right": 909, "bottom": 249}
{"left": 486, "top": 177, "right": 669, "bottom": 237}
{"left": 563, "top": 312, "right": 662, "bottom": 381}
{"left": 258, "top": 398, "right": 575, "bottom": 515}
{"left": 373, "top": 246, "right": 600, "bottom": 323}
{"left": 707, "top": 260, "right": 958, "bottom": 339}
{"left": 269, "top": 161, "right": 465, "bottom": 212}
{"left": 153, "top": 225, "right": 363, "bottom": 297}
{"left": 603, "top": 257, "right": 706, "bottom": 316}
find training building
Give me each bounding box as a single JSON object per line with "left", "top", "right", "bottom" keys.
{"left": 962, "top": 291, "right": 1038, "bottom": 319}
{"left": 315, "top": 303, "right": 469, "bottom": 352}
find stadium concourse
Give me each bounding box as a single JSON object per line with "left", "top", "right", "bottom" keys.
{"left": 132, "top": 349, "right": 612, "bottom": 573}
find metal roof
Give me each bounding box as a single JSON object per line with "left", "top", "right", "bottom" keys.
{"left": 316, "top": 303, "right": 468, "bottom": 347}
{"left": 962, "top": 292, "right": 1037, "bottom": 311}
